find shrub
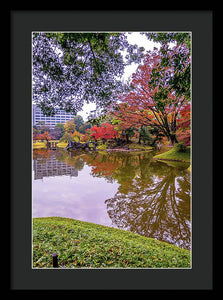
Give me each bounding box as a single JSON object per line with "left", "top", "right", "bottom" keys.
{"left": 59, "top": 132, "right": 74, "bottom": 143}
{"left": 174, "top": 142, "right": 186, "bottom": 153}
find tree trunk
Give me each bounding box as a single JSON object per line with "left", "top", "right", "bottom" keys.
{"left": 126, "top": 134, "right": 129, "bottom": 143}
{"left": 169, "top": 115, "right": 178, "bottom": 145}
{"left": 170, "top": 133, "right": 178, "bottom": 145}
{"left": 138, "top": 125, "right": 143, "bottom": 144}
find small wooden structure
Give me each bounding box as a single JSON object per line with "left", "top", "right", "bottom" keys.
{"left": 47, "top": 141, "right": 58, "bottom": 150}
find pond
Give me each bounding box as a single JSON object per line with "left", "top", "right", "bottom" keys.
{"left": 32, "top": 149, "right": 191, "bottom": 250}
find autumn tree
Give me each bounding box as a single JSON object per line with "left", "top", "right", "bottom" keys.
{"left": 71, "top": 130, "right": 82, "bottom": 142}
{"left": 35, "top": 131, "right": 51, "bottom": 142}
{"left": 64, "top": 119, "right": 76, "bottom": 134}
{"left": 110, "top": 42, "right": 191, "bottom": 145}
{"left": 88, "top": 123, "right": 118, "bottom": 142}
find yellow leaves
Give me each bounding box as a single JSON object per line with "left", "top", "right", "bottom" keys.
{"left": 64, "top": 119, "right": 76, "bottom": 134}
{"left": 71, "top": 130, "right": 82, "bottom": 142}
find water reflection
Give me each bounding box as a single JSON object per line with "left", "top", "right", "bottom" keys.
{"left": 82, "top": 152, "right": 191, "bottom": 250}
{"left": 33, "top": 149, "right": 191, "bottom": 249}
{"left": 105, "top": 160, "right": 191, "bottom": 250}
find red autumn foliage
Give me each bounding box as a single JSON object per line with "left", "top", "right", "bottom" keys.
{"left": 88, "top": 123, "right": 118, "bottom": 141}
{"left": 34, "top": 131, "right": 52, "bottom": 141}
{"left": 109, "top": 45, "right": 191, "bottom": 145}
{"left": 176, "top": 104, "right": 191, "bottom": 146}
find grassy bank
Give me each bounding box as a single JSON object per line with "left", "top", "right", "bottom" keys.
{"left": 97, "top": 143, "right": 154, "bottom": 153}
{"left": 154, "top": 145, "right": 191, "bottom": 162}
{"left": 33, "top": 141, "right": 47, "bottom": 149}
{"left": 128, "top": 143, "right": 153, "bottom": 151}
{"left": 33, "top": 217, "right": 190, "bottom": 268}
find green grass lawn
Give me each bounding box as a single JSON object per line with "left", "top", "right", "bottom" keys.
{"left": 154, "top": 145, "right": 191, "bottom": 162}
{"left": 33, "top": 217, "right": 191, "bottom": 269}
{"left": 56, "top": 141, "right": 68, "bottom": 148}
{"left": 33, "top": 141, "right": 47, "bottom": 149}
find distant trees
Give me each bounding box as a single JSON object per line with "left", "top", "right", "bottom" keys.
{"left": 60, "top": 116, "right": 86, "bottom": 142}
{"left": 33, "top": 115, "right": 89, "bottom": 143}
{"left": 33, "top": 131, "right": 51, "bottom": 142}
{"left": 73, "top": 115, "right": 84, "bottom": 131}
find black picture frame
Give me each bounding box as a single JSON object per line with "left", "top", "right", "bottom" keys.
{"left": 10, "top": 10, "right": 213, "bottom": 291}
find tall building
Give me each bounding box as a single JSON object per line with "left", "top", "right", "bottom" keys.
{"left": 33, "top": 104, "right": 75, "bottom": 128}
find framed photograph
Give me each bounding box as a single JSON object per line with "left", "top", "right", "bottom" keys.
{"left": 10, "top": 10, "right": 213, "bottom": 291}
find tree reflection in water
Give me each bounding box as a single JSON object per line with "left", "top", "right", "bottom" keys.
{"left": 33, "top": 149, "right": 191, "bottom": 250}
{"left": 84, "top": 152, "right": 191, "bottom": 250}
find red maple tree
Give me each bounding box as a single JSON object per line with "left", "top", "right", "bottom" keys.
{"left": 109, "top": 45, "right": 191, "bottom": 145}
{"left": 88, "top": 123, "right": 118, "bottom": 141}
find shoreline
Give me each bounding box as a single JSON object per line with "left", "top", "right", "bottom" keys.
{"left": 105, "top": 147, "right": 152, "bottom": 152}
{"left": 153, "top": 157, "right": 190, "bottom": 163}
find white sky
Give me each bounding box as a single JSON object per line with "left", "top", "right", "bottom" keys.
{"left": 79, "top": 32, "right": 160, "bottom": 121}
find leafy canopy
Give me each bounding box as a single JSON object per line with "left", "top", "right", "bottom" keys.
{"left": 32, "top": 32, "right": 144, "bottom": 116}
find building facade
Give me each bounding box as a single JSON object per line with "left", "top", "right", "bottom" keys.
{"left": 33, "top": 104, "right": 75, "bottom": 128}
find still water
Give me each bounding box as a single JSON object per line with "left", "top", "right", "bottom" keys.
{"left": 32, "top": 149, "right": 191, "bottom": 250}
